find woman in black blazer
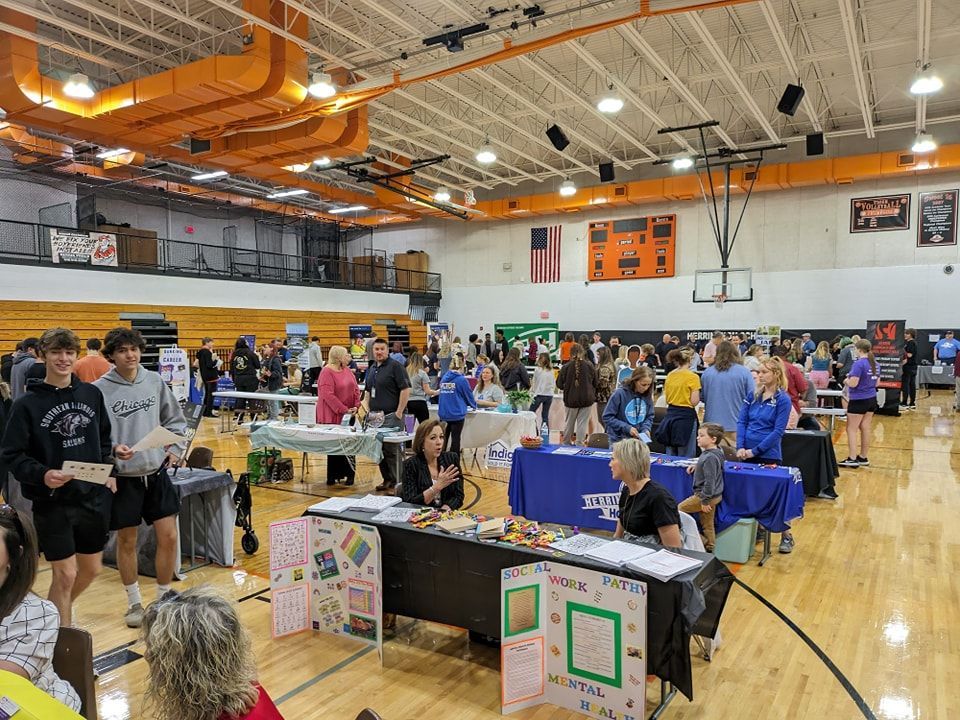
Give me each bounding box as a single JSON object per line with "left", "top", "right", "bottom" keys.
{"left": 401, "top": 418, "right": 464, "bottom": 510}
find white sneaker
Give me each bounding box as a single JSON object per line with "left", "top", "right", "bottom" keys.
{"left": 124, "top": 603, "right": 144, "bottom": 628}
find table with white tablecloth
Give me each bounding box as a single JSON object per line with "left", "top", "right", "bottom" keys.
{"left": 428, "top": 407, "right": 538, "bottom": 449}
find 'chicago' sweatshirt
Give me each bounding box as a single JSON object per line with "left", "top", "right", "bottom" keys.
{"left": 95, "top": 366, "right": 188, "bottom": 476}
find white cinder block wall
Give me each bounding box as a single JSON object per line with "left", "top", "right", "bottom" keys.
{"left": 365, "top": 170, "right": 960, "bottom": 330}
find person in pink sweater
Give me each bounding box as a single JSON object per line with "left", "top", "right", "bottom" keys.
{"left": 316, "top": 346, "right": 361, "bottom": 486}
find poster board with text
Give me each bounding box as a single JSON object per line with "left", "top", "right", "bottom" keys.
{"left": 500, "top": 561, "right": 646, "bottom": 719}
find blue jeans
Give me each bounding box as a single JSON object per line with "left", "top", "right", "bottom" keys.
{"left": 665, "top": 423, "right": 698, "bottom": 458}
{"left": 529, "top": 395, "right": 553, "bottom": 428}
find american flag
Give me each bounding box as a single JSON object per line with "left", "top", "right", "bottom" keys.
{"left": 530, "top": 225, "right": 561, "bottom": 283}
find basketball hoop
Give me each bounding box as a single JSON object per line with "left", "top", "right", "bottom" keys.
{"left": 712, "top": 293, "right": 727, "bottom": 309}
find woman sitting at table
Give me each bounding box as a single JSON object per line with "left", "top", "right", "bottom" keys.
{"left": 603, "top": 366, "right": 655, "bottom": 444}
{"left": 611, "top": 439, "right": 682, "bottom": 547}
{"left": 473, "top": 365, "right": 504, "bottom": 408}
{"left": 316, "top": 346, "right": 361, "bottom": 486}
{"left": 736, "top": 357, "right": 795, "bottom": 553}
{"left": 401, "top": 419, "right": 464, "bottom": 510}
{"left": 654, "top": 348, "right": 700, "bottom": 457}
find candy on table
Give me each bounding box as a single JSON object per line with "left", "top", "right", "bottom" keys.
{"left": 408, "top": 508, "right": 490, "bottom": 529}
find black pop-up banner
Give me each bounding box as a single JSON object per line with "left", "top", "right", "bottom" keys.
{"left": 866, "top": 320, "right": 905, "bottom": 416}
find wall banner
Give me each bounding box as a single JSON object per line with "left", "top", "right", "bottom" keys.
{"left": 918, "top": 189, "right": 958, "bottom": 247}
{"left": 850, "top": 194, "right": 910, "bottom": 233}
{"left": 495, "top": 323, "right": 560, "bottom": 363}
{"left": 49, "top": 228, "right": 118, "bottom": 266}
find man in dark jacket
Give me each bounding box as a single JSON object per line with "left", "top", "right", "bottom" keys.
{"left": 262, "top": 346, "right": 284, "bottom": 420}
{"left": 10, "top": 337, "right": 42, "bottom": 400}
{"left": 195, "top": 337, "right": 219, "bottom": 417}
{"left": 0, "top": 327, "right": 132, "bottom": 626}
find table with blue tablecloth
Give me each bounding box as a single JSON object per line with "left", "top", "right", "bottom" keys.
{"left": 508, "top": 446, "right": 804, "bottom": 536}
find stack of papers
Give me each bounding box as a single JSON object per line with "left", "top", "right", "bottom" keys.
{"left": 626, "top": 549, "right": 704, "bottom": 581}
{"left": 552, "top": 446, "right": 581, "bottom": 455}
{"left": 371, "top": 507, "right": 416, "bottom": 523}
{"left": 476, "top": 518, "right": 506, "bottom": 539}
{"left": 548, "top": 533, "right": 610, "bottom": 556}
{"left": 584, "top": 540, "right": 657, "bottom": 566}
{"left": 436, "top": 516, "right": 478, "bottom": 534}
{"left": 350, "top": 495, "right": 403, "bottom": 512}
{"left": 307, "top": 497, "right": 354, "bottom": 514}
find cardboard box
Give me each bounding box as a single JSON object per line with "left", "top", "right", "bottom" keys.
{"left": 394, "top": 250, "right": 429, "bottom": 291}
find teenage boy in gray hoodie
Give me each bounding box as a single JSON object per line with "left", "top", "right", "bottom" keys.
{"left": 95, "top": 327, "right": 187, "bottom": 628}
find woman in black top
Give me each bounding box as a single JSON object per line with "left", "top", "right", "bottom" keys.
{"left": 499, "top": 347, "right": 530, "bottom": 391}
{"left": 401, "top": 418, "right": 464, "bottom": 510}
{"left": 611, "top": 438, "right": 682, "bottom": 547}
{"left": 229, "top": 338, "right": 261, "bottom": 424}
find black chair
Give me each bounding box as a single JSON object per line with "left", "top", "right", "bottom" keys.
{"left": 586, "top": 433, "right": 609, "bottom": 448}
{"left": 355, "top": 710, "right": 384, "bottom": 720}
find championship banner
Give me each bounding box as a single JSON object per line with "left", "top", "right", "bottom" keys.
{"left": 918, "top": 189, "right": 958, "bottom": 247}
{"left": 495, "top": 323, "right": 560, "bottom": 363}
{"left": 49, "top": 228, "right": 118, "bottom": 266}
{"left": 866, "top": 320, "right": 905, "bottom": 416}
{"left": 159, "top": 346, "right": 190, "bottom": 404}
{"left": 850, "top": 194, "right": 910, "bottom": 233}
{"left": 500, "top": 561, "right": 646, "bottom": 718}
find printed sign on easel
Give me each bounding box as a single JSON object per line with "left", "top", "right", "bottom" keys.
{"left": 159, "top": 346, "right": 190, "bottom": 404}
{"left": 500, "top": 561, "right": 647, "bottom": 719}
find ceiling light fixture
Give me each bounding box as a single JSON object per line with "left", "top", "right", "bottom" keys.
{"left": 672, "top": 156, "right": 694, "bottom": 170}
{"left": 434, "top": 187, "right": 451, "bottom": 203}
{"left": 910, "top": 64, "right": 943, "bottom": 95}
{"left": 475, "top": 140, "right": 496, "bottom": 164}
{"left": 329, "top": 205, "right": 368, "bottom": 214}
{"left": 559, "top": 179, "right": 576, "bottom": 197}
{"left": 597, "top": 84, "right": 624, "bottom": 114}
{"left": 314, "top": 156, "right": 331, "bottom": 166}
{"left": 267, "top": 188, "right": 310, "bottom": 199}
{"left": 191, "top": 170, "right": 228, "bottom": 181}
{"left": 95, "top": 148, "right": 129, "bottom": 159}
{"left": 308, "top": 71, "right": 337, "bottom": 99}
{"left": 283, "top": 163, "right": 311, "bottom": 173}
{"left": 63, "top": 73, "right": 94, "bottom": 99}
{"left": 912, "top": 132, "right": 936, "bottom": 154}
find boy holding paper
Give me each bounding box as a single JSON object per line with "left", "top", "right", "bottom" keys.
{"left": 0, "top": 327, "right": 131, "bottom": 627}
{"left": 95, "top": 327, "right": 187, "bottom": 628}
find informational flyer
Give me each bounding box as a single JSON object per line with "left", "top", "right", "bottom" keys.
{"left": 500, "top": 562, "right": 646, "bottom": 718}
{"left": 159, "top": 346, "right": 190, "bottom": 404}
{"left": 269, "top": 517, "right": 383, "bottom": 661}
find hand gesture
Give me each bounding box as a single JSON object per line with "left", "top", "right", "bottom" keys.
{"left": 735, "top": 448, "right": 749, "bottom": 460}
{"left": 114, "top": 444, "right": 135, "bottom": 461}
{"left": 686, "top": 464, "right": 695, "bottom": 475}
{"left": 436, "top": 464, "right": 460, "bottom": 489}
{"left": 43, "top": 470, "right": 73, "bottom": 489}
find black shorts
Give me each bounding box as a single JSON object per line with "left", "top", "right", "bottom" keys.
{"left": 111, "top": 470, "right": 181, "bottom": 530}
{"left": 34, "top": 496, "right": 111, "bottom": 561}
{"left": 847, "top": 398, "right": 878, "bottom": 415}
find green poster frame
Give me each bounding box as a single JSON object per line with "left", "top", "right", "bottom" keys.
{"left": 503, "top": 584, "right": 540, "bottom": 638}
{"left": 565, "top": 601, "right": 622, "bottom": 688}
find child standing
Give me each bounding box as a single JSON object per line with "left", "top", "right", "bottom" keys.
{"left": 677, "top": 423, "right": 726, "bottom": 552}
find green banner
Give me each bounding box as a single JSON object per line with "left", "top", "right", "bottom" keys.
{"left": 495, "top": 323, "right": 560, "bottom": 363}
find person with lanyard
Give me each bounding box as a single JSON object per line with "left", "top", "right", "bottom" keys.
{"left": 95, "top": 328, "right": 188, "bottom": 629}
{"left": 934, "top": 330, "right": 959, "bottom": 365}
{"left": 401, "top": 419, "right": 464, "bottom": 510}
{"left": 736, "top": 357, "right": 795, "bottom": 553}
{"left": 362, "top": 338, "right": 410, "bottom": 493}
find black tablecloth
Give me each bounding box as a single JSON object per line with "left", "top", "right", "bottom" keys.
{"left": 782, "top": 430, "right": 839, "bottom": 497}
{"left": 306, "top": 505, "right": 734, "bottom": 701}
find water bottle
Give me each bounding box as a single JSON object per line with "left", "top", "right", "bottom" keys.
{"left": 540, "top": 422, "right": 549, "bottom": 445}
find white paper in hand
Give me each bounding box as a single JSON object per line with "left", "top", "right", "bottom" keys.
{"left": 61, "top": 461, "right": 113, "bottom": 485}
{"left": 131, "top": 426, "right": 186, "bottom": 452}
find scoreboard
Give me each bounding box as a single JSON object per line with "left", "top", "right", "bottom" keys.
{"left": 587, "top": 214, "right": 676, "bottom": 281}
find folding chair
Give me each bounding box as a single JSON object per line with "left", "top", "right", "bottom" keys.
{"left": 678, "top": 512, "right": 722, "bottom": 661}
{"left": 52, "top": 627, "right": 97, "bottom": 720}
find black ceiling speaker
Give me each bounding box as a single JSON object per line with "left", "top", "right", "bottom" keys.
{"left": 599, "top": 162, "right": 615, "bottom": 183}
{"left": 546, "top": 124, "right": 570, "bottom": 151}
{"left": 189, "top": 138, "right": 211, "bottom": 154}
{"left": 776, "top": 83, "right": 805, "bottom": 116}
{"left": 806, "top": 132, "right": 824, "bottom": 156}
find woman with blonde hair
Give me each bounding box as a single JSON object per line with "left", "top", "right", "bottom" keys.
{"left": 611, "top": 439, "right": 682, "bottom": 547}
{"left": 317, "top": 345, "right": 360, "bottom": 486}
{"left": 406, "top": 350, "right": 437, "bottom": 423}
{"left": 805, "top": 341, "right": 833, "bottom": 390}
{"left": 529, "top": 352, "right": 556, "bottom": 429}
{"left": 736, "top": 357, "right": 795, "bottom": 553}
{"left": 143, "top": 587, "right": 283, "bottom": 720}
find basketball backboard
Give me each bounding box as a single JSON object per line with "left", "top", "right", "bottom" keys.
{"left": 693, "top": 267, "right": 753, "bottom": 303}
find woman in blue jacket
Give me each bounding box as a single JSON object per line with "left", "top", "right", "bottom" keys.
{"left": 438, "top": 355, "right": 477, "bottom": 454}
{"left": 736, "top": 357, "right": 795, "bottom": 554}
{"left": 603, "top": 367, "right": 655, "bottom": 443}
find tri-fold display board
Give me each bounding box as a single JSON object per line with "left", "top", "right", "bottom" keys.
{"left": 587, "top": 215, "right": 676, "bottom": 281}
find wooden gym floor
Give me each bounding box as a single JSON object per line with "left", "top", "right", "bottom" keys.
{"left": 33, "top": 391, "right": 960, "bottom": 720}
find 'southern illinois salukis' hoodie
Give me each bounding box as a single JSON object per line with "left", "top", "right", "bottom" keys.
{"left": 95, "top": 365, "right": 188, "bottom": 476}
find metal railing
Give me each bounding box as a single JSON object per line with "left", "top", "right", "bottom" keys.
{"left": 0, "top": 218, "right": 441, "bottom": 297}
